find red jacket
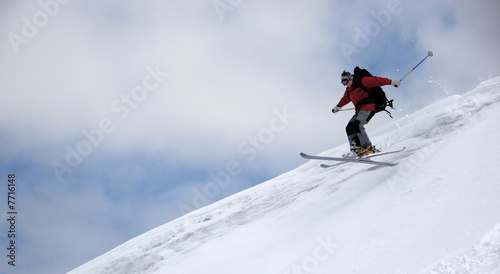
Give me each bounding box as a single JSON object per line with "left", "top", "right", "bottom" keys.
{"left": 337, "top": 77, "right": 392, "bottom": 112}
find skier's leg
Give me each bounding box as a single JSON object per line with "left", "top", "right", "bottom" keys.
{"left": 346, "top": 113, "right": 361, "bottom": 150}
{"left": 353, "top": 110, "right": 375, "bottom": 148}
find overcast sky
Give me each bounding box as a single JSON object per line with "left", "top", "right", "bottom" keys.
{"left": 1, "top": 0, "right": 499, "bottom": 273}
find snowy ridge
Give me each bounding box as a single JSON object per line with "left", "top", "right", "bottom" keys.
{"left": 69, "top": 77, "right": 500, "bottom": 274}
{"left": 430, "top": 223, "right": 500, "bottom": 273}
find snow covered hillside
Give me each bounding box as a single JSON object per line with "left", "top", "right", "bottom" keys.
{"left": 69, "top": 77, "right": 500, "bottom": 274}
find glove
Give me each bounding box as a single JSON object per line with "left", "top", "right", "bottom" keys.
{"left": 391, "top": 80, "right": 401, "bottom": 88}
{"left": 332, "top": 105, "right": 342, "bottom": 113}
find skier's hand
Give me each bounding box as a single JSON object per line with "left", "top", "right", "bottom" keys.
{"left": 332, "top": 106, "right": 342, "bottom": 113}
{"left": 391, "top": 80, "right": 401, "bottom": 88}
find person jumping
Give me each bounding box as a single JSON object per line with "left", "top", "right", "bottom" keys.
{"left": 332, "top": 69, "right": 400, "bottom": 157}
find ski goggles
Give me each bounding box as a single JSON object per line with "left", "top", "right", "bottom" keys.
{"left": 341, "top": 74, "right": 352, "bottom": 85}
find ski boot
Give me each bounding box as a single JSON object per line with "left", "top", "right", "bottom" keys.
{"left": 355, "top": 145, "right": 380, "bottom": 157}
{"left": 342, "top": 147, "right": 361, "bottom": 158}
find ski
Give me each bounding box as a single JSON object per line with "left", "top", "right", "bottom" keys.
{"left": 320, "top": 158, "right": 396, "bottom": 168}
{"left": 300, "top": 147, "right": 406, "bottom": 168}
{"left": 320, "top": 147, "right": 406, "bottom": 168}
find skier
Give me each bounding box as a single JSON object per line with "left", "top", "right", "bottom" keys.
{"left": 332, "top": 70, "right": 400, "bottom": 157}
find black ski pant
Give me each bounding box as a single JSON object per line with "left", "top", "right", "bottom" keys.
{"left": 346, "top": 110, "right": 375, "bottom": 150}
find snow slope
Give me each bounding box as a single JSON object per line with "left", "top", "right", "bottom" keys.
{"left": 69, "top": 77, "right": 500, "bottom": 274}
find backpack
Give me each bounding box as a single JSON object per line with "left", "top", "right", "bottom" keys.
{"left": 352, "top": 66, "right": 394, "bottom": 118}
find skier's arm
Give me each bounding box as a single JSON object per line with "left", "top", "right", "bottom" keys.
{"left": 337, "top": 90, "right": 351, "bottom": 107}
{"left": 361, "top": 77, "right": 392, "bottom": 88}
{"left": 333, "top": 90, "right": 350, "bottom": 113}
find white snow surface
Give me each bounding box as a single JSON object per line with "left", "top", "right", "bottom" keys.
{"left": 70, "top": 77, "right": 500, "bottom": 274}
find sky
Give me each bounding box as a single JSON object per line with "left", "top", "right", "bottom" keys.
{"left": 0, "top": 0, "right": 499, "bottom": 273}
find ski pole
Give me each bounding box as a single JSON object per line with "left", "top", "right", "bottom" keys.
{"left": 400, "top": 51, "right": 433, "bottom": 82}
{"left": 339, "top": 107, "right": 355, "bottom": 111}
